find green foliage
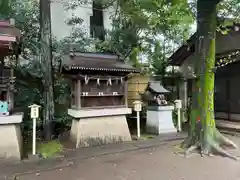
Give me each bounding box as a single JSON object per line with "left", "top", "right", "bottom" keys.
{"left": 128, "top": 47, "right": 142, "bottom": 68}
{"left": 52, "top": 28, "right": 96, "bottom": 53}
{"left": 11, "top": 0, "right": 40, "bottom": 53}
{"left": 37, "top": 140, "right": 63, "bottom": 159}
{"left": 0, "top": 0, "right": 12, "bottom": 18}
{"left": 148, "top": 41, "right": 168, "bottom": 76}
{"left": 218, "top": 0, "right": 240, "bottom": 20}
{"left": 3, "top": 0, "right": 72, "bottom": 131}
{"left": 95, "top": 0, "right": 194, "bottom": 75}
{"left": 6, "top": 0, "right": 239, "bottom": 139}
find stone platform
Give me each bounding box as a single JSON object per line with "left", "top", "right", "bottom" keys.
{"left": 0, "top": 113, "right": 23, "bottom": 161}
{"left": 146, "top": 106, "right": 176, "bottom": 134}
{"left": 68, "top": 107, "right": 132, "bottom": 148}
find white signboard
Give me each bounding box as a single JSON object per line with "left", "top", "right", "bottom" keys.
{"left": 28, "top": 104, "right": 41, "bottom": 155}
{"left": 133, "top": 100, "right": 142, "bottom": 138}
{"left": 133, "top": 101, "right": 142, "bottom": 112}
{"left": 174, "top": 100, "right": 182, "bottom": 109}
{"left": 28, "top": 104, "right": 41, "bottom": 119}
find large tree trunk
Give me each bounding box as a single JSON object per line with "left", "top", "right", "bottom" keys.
{"left": 40, "top": 0, "right": 54, "bottom": 140}
{"left": 182, "top": 0, "right": 237, "bottom": 160}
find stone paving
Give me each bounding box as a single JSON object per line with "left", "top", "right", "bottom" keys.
{"left": 0, "top": 133, "right": 186, "bottom": 180}
{"left": 3, "top": 133, "right": 240, "bottom": 180}
{"left": 17, "top": 143, "right": 240, "bottom": 180}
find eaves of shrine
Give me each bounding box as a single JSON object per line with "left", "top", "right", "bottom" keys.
{"left": 169, "top": 22, "right": 240, "bottom": 67}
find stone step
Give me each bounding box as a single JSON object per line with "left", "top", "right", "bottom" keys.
{"left": 216, "top": 119, "right": 240, "bottom": 133}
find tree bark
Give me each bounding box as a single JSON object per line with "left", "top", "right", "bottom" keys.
{"left": 196, "top": 0, "right": 217, "bottom": 151}
{"left": 182, "top": 0, "right": 237, "bottom": 160}
{"left": 40, "top": 0, "right": 54, "bottom": 140}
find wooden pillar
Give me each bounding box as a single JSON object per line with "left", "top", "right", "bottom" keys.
{"left": 0, "top": 57, "right": 3, "bottom": 84}
{"left": 124, "top": 77, "right": 128, "bottom": 107}
{"left": 179, "top": 78, "right": 188, "bottom": 109}
{"left": 226, "top": 78, "right": 230, "bottom": 121}
{"left": 71, "top": 80, "right": 76, "bottom": 108}
{"left": 8, "top": 68, "right": 14, "bottom": 111}
{"left": 76, "top": 79, "right": 81, "bottom": 108}
{"left": 172, "top": 66, "right": 175, "bottom": 93}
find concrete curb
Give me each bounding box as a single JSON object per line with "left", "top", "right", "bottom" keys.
{"left": 5, "top": 133, "right": 186, "bottom": 180}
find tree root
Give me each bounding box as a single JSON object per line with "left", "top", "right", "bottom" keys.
{"left": 182, "top": 130, "right": 238, "bottom": 161}
{"left": 183, "top": 141, "right": 238, "bottom": 160}
{"left": 181, "top": 134, "right": 198, "bottom": 149}
{"left": 215, "top": 131, "right": 237, "bottom": 149}
{"left": 185, "top": 144, "right": 198, "bottom": 157}
{"left": 200, "top": 148, "right": 211, "bottom": 157}
{"left": 211, "top": 143, "right": 238, "bottom": 161}
{"left": 181, "top": 137, "right": 192, "bottom": 149}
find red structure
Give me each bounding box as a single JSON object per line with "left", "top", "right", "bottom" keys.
{"left": 0, "top": 20, "right": 21, "bottom": 53}
{"left": 0, "top": 20, "right": 23, "bottom": 161}
{"left": 0, "top": 20, "right": 21, "bottom": 114}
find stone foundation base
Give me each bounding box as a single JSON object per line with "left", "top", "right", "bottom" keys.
{"left": 146, "top": 106, "right": 176, "bottom": 134}
{"left": 69, "top": 107, "right": 132, "bottom": 148}
{"left": 0, "top": 113, "right": 23, "bottom": 160}
{"left": 70, "top": 115, "right": 132, "bottom": 148}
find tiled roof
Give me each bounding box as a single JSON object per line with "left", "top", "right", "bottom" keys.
{"left": 62, "top": 52, "right": 139, "bottom": 72}
{"left": 148, "top": 81, "right": 169, "bottom": 93}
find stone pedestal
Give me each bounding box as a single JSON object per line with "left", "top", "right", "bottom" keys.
{"left": 68, "top": 107, "right": 132, "bottom": 148}
{"left": 146, "top": 106, "right": 176, "bottom": 134}
{"left": 0, "top": 113, "right": 23, "bottom": 160}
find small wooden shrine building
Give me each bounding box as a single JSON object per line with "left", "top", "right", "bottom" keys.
{"left": 169, "top": 22, "right": 240, "bottom": 131}
{"left": 0, "top": 20, "right": 23, "bottom": 160}
{"left": 61, "top": 52, "right": 138, "bottom": 147}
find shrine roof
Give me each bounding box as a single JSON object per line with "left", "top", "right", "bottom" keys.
{"left": 169, "top": 22, "right": 240, "bottom": 66}
{"left": 0, "top": 20, "right": 21, "bottom": 43}
{"left": 148, "top": 81, "right": 170, "bottom": 93}
{"left": 62, "top": 52, "right": 139, "bottom": 73}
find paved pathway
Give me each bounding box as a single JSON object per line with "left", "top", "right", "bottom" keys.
{"left": 0, "top": 133, "right": 186, "bottom": 179}
{"left": 16, "top": 143, "right": 240, "bottom": 180}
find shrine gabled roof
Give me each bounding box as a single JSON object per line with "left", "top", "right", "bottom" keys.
{"left": 62, "top": 52, "right": 139, "bottom": 73}
{"left": 168, "top": 33, "right": 196, "bottom": 66}
{"left": 148, "top": 81, "right": 170, "bottom": 93}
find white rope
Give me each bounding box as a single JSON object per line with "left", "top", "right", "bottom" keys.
{"left": 97, "top": 78, "right": 100, "bottom": 85}
{"left": 107, "top": 77, "right": 112, "bottom": 86}
{"left": 120, "top": 77, "right": 123, "bottom": 84}
{"left": 84, "top": 75, "right": 89, "bottom": 84}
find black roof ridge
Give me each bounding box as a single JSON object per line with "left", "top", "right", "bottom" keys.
{"left": 169, "top": 20, "right": 240, "bottom": 65}
{"left": 69, "top": 51, "right": 117, "bottom": 55}
{"left": 61, "top": 52, "right": 139, "bottom": 73}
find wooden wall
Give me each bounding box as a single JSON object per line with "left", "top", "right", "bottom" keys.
{"left": 215, "top": 61, "right": 240, "bottom": 115}
{"left": 127, "top": 73, "right": 150, "bottom": 107}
